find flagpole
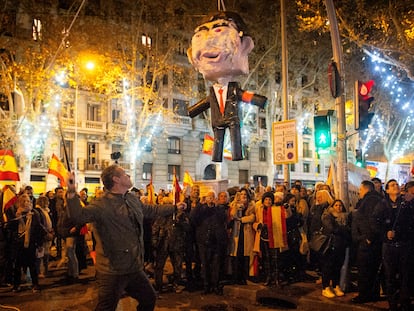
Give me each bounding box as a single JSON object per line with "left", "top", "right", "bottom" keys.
{"left": 58, "top": 116, "right": 71, "bottom": 173}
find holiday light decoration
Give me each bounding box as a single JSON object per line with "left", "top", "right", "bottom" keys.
{"left": 360, "top": 50, "right": 414, "bottom": 162}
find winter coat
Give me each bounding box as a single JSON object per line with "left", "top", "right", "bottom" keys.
{"left": 67, "top": 191, "right": 175, "bottom": 275}
{"left": 321, "top": 207, "right": 351, "bottom": 252}
{"left": 352, "top": 191, "right": 385, "bottom": 246}
{"left": 228, "top": 200, "right": 256, "bottom": 257}
{"left": 191, "top": 203, "right": 227, "bottom": 250}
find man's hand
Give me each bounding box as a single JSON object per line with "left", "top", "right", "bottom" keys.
{"left": 176, "top": 202, "right": 187, "bottom": 210}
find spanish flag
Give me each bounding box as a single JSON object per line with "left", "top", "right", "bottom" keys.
{"left": 202, "top": 134, "right": 214, "bottom": 155}
{"left": 172, "top": 172, "right": 181, "bottom": 205}
{"left": 223, "top": 148, "right": 232, "bottom": 160}
{"left": 0, "top": 150, "right": 20, "bottom": 181}
{"left": 2, "top": 185, "right": 17, "bottom": 222}
{"left": 183, "top": 171, "right": 194, "bottom": 187}
{"left": 48, "top": 154, "right": 69, "bottom": 187}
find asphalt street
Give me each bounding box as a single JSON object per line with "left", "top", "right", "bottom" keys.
{"left": 0, "top": 261, "right": 393, "bottom": 311}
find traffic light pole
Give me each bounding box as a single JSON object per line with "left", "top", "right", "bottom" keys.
{"left": 281, "top": 0, "right": 290, "bottom": 186}
{"left": 324, "top": 0, "right": 349, "bottom": 208}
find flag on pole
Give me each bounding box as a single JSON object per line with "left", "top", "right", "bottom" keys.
{"left": 147, "top": 177, "right": 156, "bottom": 204}
{"left": 202, "top": 134, "right": 214, "bottom": 155}
{"left": 2, "top": 185, "right": 17, "bottom": 222}
{"left": 172, "top": 170, "right": 181, "bottom": 205}
{"left": 0, "top": 150, "right": 20, "bottom": 181}
{"left": 183, "top": 171, "right": 194, "bottom": 187}
{"left": 223, "top": 148, "right": 232, "bottom": 160}
{"left": 48, "top": 154, "right": 69, "bottom": 187}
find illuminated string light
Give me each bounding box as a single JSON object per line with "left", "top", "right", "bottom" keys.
{"left": 361, "top": 50, "right": 414, "bottom": 162}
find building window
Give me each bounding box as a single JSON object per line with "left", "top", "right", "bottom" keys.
{"left": 168, "top": 165, "right": 180, "bottom": 181}
{"left": 276, "top": 165, "right": 283, "bottom": 175}
{"left": 87, "top": 104, "right": 101, "bottom": 121}
{"left": 239, "top": 169, "right": 249, "bottom": 184}
{"left": 290, "top": 164, "right": 295, "bottom": 172}
{"left": 168, "top": 137, "right": 180, "bottom": 154}
{"left": 303, "top": 162, "right": 310, "bottom": 173}
{"left": 303, "top": 142, "right": 312, "bottom": 158}
{"left": 112, "top": 108, "right": 121, "bottom": 123}
{"left": 173, "top": 99, "right": 189, "bottom": 116}
{"left": 87, "top": 142, "right": 98, "bottom": 168}
{"left": 162, "top": 98, "right": 169, "bottom": 109}
{"left": 111, "top": 144, "right": 123, "bottom": 162}
{"left": 60, "top": 140, "right": 73, "bottom": 163}
{"left": 141, "top": 34, "right": 152, "bottom": 48}
{"left": 139, "top": 139, "right": 152, "bottom": 152}
{"left": 62, "top": 101, "right": 74, "bottom": 119}
{"left": 32, "top": 18, "right": 42, "bottom": 41}
{"left": 143, "top": 163, "right": 152, "bottom": 180}
{"left": 316, "top": 164, "right": 321, "bottom": 174}
{"left": 259, "top": 117, "right": 266, "bottom": 129}
{"left": 259, "top": 147, "right": 266, "bottom": 161}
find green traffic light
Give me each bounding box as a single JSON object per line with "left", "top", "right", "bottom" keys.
{"left": 314, "top": 116, "right": 331, "bottom": 149}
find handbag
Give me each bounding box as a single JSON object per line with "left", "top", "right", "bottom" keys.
{"left": 309, "top": 229, "right": 331, "bottom": 254}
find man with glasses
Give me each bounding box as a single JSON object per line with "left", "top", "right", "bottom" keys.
{"left": 65, "top": 165, "right": 185, "bottom": 311}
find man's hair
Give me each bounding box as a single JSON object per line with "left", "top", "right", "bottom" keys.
{"left": 203, "top": 11, "right": 249, "bottom": 37}
{"left": 55, "top": 186, "right": 64, "bottom": 192}
{"left": 36, "top": 195, "right": 49, "bottom": 208}
{"left": 385, "top": 179, "right": 398, "bottom": 190}
{"left": 361, "top": 180, "right": 375, "bottom": 192}
{"left": 101, "top": 165, "right": 120, "bottom": 191}
{"left": 405, "top": 181, "right": 414, "bottom": 191}
{"left": 371, "top": 177, "right": 382, "bottom": 184}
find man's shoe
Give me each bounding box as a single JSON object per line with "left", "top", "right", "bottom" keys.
{"left": 322, "top": 287, "right": 335, "bottom": 298}
{"left": 12, "top": 286, "right": 21, "bottom": 293}
{"left": 333, "top": 285, "right": 344, "bottom": 297}
{"left": 351, "top": 295, "right": 370, "bottom": 303}
{"left": 32, "top": 285, "right": 41, "bottom": 293}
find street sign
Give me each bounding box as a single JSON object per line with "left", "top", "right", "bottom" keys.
{"left": 272, "top": 120, "right": 298, "bottom": 165}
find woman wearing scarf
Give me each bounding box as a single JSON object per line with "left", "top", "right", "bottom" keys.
{"left": 12, "top": 193, "right": 45, "bottom": 292}
{"left": 228, "top": 188, "right": 256, "bottom": 285}
{"left": 253, "top": 191, "right": 290, "bottom": 287}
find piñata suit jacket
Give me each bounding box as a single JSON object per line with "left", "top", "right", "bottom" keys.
{"left": 188, "top": 81, "right": 267, "bottom": 162}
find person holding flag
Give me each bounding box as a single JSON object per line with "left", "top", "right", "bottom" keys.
{"left": 0, "top": 185, "right": 18, "bottom": 287}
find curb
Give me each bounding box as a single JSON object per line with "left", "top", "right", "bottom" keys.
{"left": 225, "top": 283, "right": 387, "bottom": 311}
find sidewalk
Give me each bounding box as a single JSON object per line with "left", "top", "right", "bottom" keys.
{"left": 0, "top": 264, "right": 396, "bottom": 311}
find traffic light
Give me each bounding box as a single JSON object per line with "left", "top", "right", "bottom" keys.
{"left": 355, "top": 80, "right": 375, "bottom": 130}
{"left": 314, "top": 115, "right": 331, "bottom": 150}
{"left": 355, "top": 149, "right": 363, "bottom": 167}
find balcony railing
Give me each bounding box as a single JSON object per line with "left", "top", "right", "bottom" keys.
{"left": 61, "top": 118, "right": 106, "bottom": 133}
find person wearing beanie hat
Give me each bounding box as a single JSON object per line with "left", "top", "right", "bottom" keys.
{"left": 253, "top": 190, "right": 290, "bottom": 287}
{"left": 261, "top": 192, "right": 274, "bottom": 205}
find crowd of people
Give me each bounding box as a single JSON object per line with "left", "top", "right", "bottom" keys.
{"left": 0, "top": 167, "right": 413, "bottom": 311}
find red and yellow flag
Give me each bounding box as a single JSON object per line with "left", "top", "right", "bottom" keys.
{"left": 48, "top": 154, "right": 69, "bottom": 187}
{"left": 183, "top": 171, "right": 194, "bottom": 187}
{"left": 172, "top": 172, "right": 181, "bottom": 205}
{"left": 2, "top": 185, "right": 17, "bottom": 222}
{"left": 0, "top": 150, "right": 20, "bottom": 181}
{"left": 202, "top": 134, "right": 214, "bottom": 155}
